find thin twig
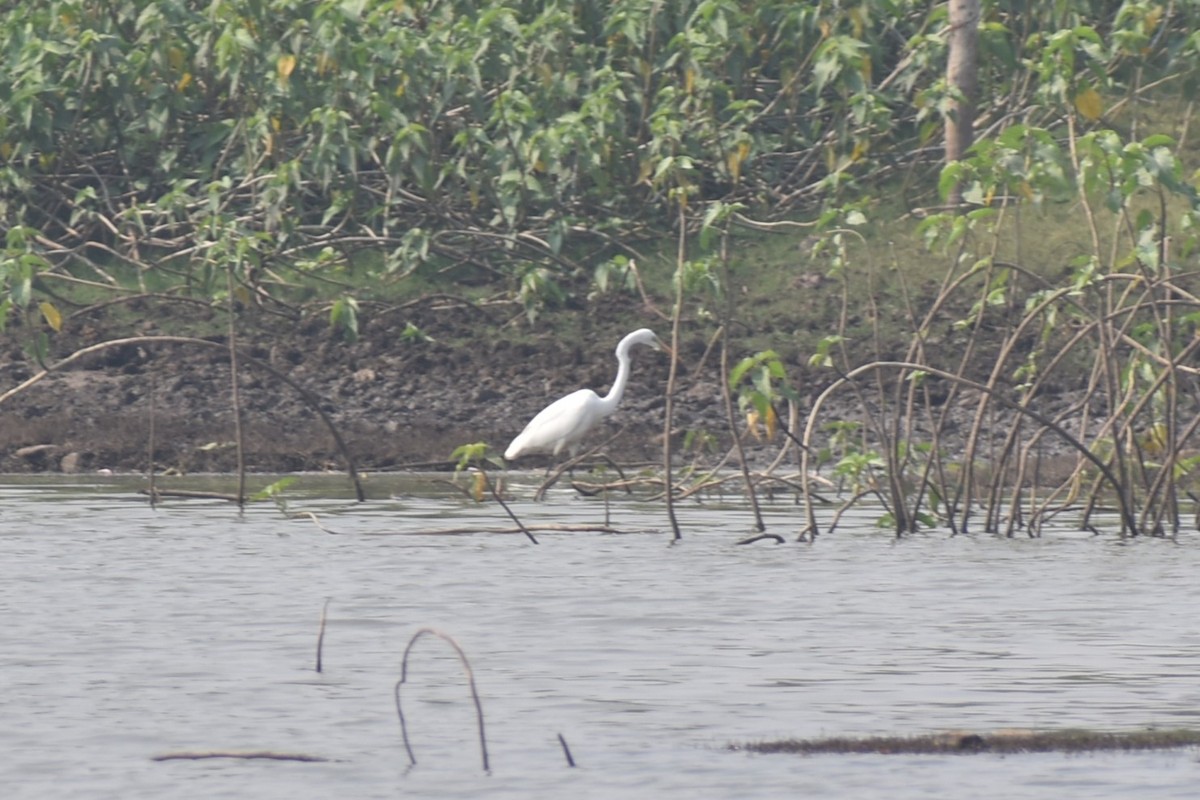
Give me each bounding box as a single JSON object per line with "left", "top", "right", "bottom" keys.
{"left": 557, "top": 733, "right": 576, "bottom": 767}
{"left": 315, "top": 598, "right": 330, "bottom": 673}
{"left": 227, "top": 269, "right": 246, "bottom": 507}
{"left": 474, "top": 466, "right": 538, "bottom": 544}
{"left": 288, "top": 511, "right": 342, "bottom": 535}
{"left": 663, "top": 204, "right": 686, "bottom": 542}
{"left": 394, "top": 628, "right": 490, "bottom": 773}
{"left": 533, "top": 429, "right": 626, "bottom": 501}
{"left": 147, "top": 361, "right": 157, "bottom": 508}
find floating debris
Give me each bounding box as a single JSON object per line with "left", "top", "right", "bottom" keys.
{"left": 737, "top": 728, "right": 1200, "bottom": 755}
{"left": 152, "top": 751, "right": 330, "bottom": 763}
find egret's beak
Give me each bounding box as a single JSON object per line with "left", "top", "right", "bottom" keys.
{"left": 655, "top": 336, "right": 674, "bottom": 358}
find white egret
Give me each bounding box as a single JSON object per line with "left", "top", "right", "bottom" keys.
{"left": 504, "top": 328, "right": 667, "bottom": 461}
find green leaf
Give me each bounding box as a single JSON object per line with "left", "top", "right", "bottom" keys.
{"left": 329, "top": 296, "right": 359, "bottom": 342}
{"left": 11, "top": 276, "right": 32, "bottom": 308}
{"left": 451, "top": 442, "right": 489, "bottom": 472}
{"left": 937, "top": 162, "right": 964, "bottom": 201}
{"left": 250, "top": 476, "right": 297, "bottom": 501}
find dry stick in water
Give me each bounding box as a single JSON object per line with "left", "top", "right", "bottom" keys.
{"left": 719, "top": 327, "right": 764, "bottom": 532}
{"left": 557, "top": 733, "right": 576, "bottom": 767}
{"left": 315, "top": 598, "right": 330, "bottom": 673}
{"left": 534, "top": 429, "right": 625, "bottom": 502}
{"left": 394, "top": 628, "right": 490, "bottom": 773}
{"left": 662, "top": 202, "right": 686, "bottom": 542}
{"left": 737, "top": 532, "right": 786, "bottom": 545}
{"left": 226, "top": 270, "right": 247, "bottom": 507}
{"left": 799, "top": 361, "right": 1141, "bottom": 539}
{"left": 474, "top": 466, "right": 538, "bottom": 544}
{"left": 713, "top": 215, "right": 767, "bottom": 533}
{"left": 289, "top": 510, "right": 341, "bottom": 535}
{"left": 147, "top": 362, "right": 158, "bottom": 508}
{"left": 567, "top": 454, "right": 635, "bottom": 506}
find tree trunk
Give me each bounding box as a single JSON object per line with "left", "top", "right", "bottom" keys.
{"left": 945, "top": 0, "right": 981, "bottom": 205}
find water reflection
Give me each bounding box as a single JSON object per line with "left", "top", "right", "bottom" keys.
{"left": 2, "top": 475, "right": 1200, "bottom": 800}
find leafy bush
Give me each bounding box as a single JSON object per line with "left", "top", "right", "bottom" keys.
{"left": 3, "top": 0, "right": 1200, "bottom": 324}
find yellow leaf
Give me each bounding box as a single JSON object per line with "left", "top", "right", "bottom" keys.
{"left": 637, "top": 159, "right": 653, "bottom": 184}
{"left": 277, "top": 53, "right": 297, "bottom": 81}
{"left": 167, "top": 45, "right": 186, "bottom": 71}
{"left": 684, "top": 67, "right": 695, "bottom": 94}
{"left": 39, "top": 301, "right": 62, "bottom": 332}
{"left": 1144, "top": 6, "right": 1162, "bottom": 32}
{"left": 1141, "top": 422, "right": 1168, "bottom": 456}
{"left": 0, "top": 142, "right": 13, "bottom": 160}
{"left": 746, "top": 409, "right": 761, "bottom": 441}
{"left": 764, "top": 404, "right": 778, "bottom": 440}
{"left": 726, "top": 141, "right": 750, "bottom": 182}
{"left": 472, "top": 471, "right": 486, "bottom": 502}
{"left": 1074, "top": 88, "right": 1103, "bottom": 121}
{"left": 849, "top": 7, "right": 865, "bottom": 37}
{"left": 175, "top": 72, "right": 193, "bottom": 92}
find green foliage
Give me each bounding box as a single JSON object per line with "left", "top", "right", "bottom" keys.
{"left": 9, "top": 0, "right": 1200, "bottom": 320}
{"left": 400, "top": 322, "right": 433, "bottom": 344}
{"left": 329, "top": 296, "right": 360, "bottom": 342}
{"left": 451, "top": 442, "right": 491, "bottom": 473}
{"left": 518, "top": 267, "right": 566, "bottom": 324}
{"left": 590, "top": 256, "right": 640, "bottom": 298}
{"left": 808, "top": 335, "right": 846, "bottom": 369}
{"left": 250, "top": 476, "right": 298, "bottom": 513}
{"left": 730, "top": 349, "right": 797, "bottom": 436}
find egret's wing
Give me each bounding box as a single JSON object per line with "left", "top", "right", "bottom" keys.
{"left": 505, "top": 389, "right": 601, "bottom": 458}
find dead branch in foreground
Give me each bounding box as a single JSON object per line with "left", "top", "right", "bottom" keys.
{"left": 739, "top": 727, "right": 1200, "bottom": 755}
{"left": 152, "top": 751, "right": 330, "bottom": 762}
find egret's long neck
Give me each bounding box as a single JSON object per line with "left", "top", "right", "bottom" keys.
{"left": 598, "top": 343, "right": 634, "bottom": 414}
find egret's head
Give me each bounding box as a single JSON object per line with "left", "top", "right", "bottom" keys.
{"left": 620, "top": 328, "right": 670, "bottom": 357}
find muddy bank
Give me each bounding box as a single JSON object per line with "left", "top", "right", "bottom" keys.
{"left": 0, "top": 296, "right": 1097, "bottom": 479}
{"left": 0, "top": 301, "right": 732, "bottom": 475}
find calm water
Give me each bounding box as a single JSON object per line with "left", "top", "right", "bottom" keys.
{"left": 3, "top": 474, "right": 1200, "bottom": 799}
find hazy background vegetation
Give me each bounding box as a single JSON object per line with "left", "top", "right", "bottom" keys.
{"left": 3, "top": 0, "right": 1197, "bottom": 327}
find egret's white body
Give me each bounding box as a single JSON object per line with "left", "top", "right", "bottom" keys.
{"left": 504, "top": 328, "right": 664, "bottom": 461}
